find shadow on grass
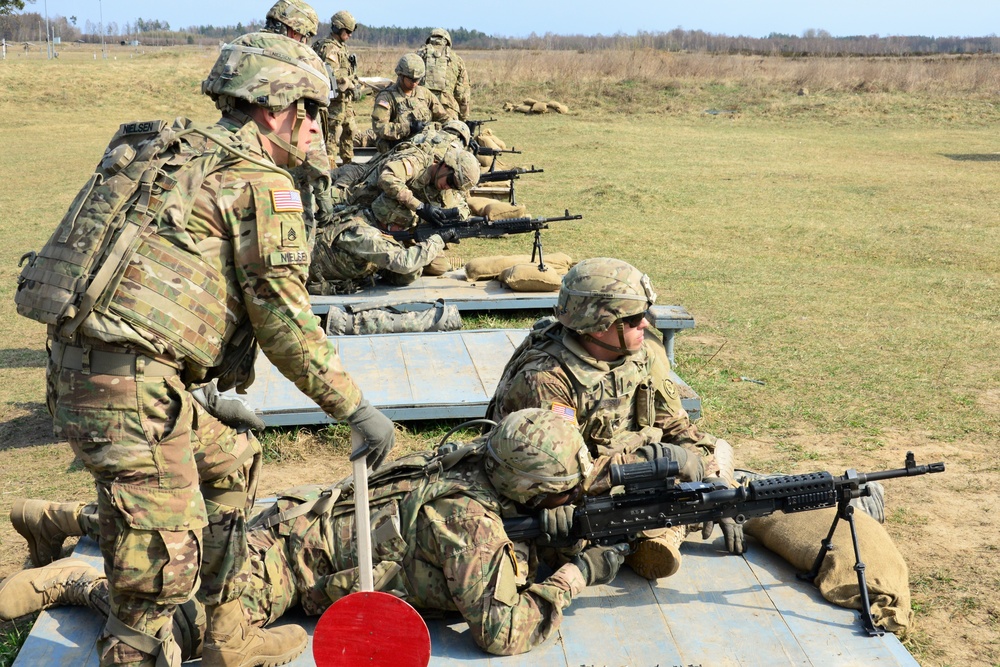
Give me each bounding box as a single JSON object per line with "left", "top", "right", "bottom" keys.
{"left": 940, "top": 153, "right": 1000, "bottom": 162}
{"left": 0, "top": 403, "right": 56, "bottom": 451}
{"left": 0, "top": 348, "right": 46, "bottom": 370}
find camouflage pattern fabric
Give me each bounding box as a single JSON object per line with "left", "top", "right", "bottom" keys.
{"left": 324, "top": 301, "right": 462, "bottom": 335}
{"left": 308, "top": 210, "right": 446, "bottom": 286}
{"left": 487, "top": 318, "right": 721, "bottom": 492}
{"left": 43, "top": 117, "right": 365, "bottom": 665}
{"left": 417, "top": 43, "right": 471, "bottom": 121}
{"left": 371, "top": 82, "right": 450, "bottom": 153}
{"left": 313, "top": 37, "right": 358, "bottom": 164}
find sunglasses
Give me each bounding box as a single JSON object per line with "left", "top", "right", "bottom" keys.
{"left": 446, "top": 170, "right": 461, "bottom": 190}
{"left": 620, "top": 310, "right": 649, "bottom": 328}
{"left": 303, "top": 99, "right": 321, "bottom": 122}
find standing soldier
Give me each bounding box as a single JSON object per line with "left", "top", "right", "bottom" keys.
{"left": 372, "top": 53, "right": 450, "bottom": 153}
{"left": 262, "top": 0, "right": 319, "bottom": 43}
{"left": 12, "top": 32, "right": 395, "bottom": 667}
{"left": 417, "top": 28, "right": 471, "bottom": 121}
{"left": 313, "top": 10, "right": 360, "bottom": 165}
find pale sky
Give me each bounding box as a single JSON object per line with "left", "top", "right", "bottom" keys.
{"left": 28, "top": 0, "right": 1000, "bottom": 39}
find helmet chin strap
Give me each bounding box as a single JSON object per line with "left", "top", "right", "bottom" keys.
{"left": 258, "top": 99, "right": 310, "bottom": 168}
{"left": 582, "top": 321, "right": 633, "bottom": 357}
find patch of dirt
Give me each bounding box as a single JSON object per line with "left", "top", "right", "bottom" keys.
{"left": 979, "top": 387, "right": 1000, "bottom": 416}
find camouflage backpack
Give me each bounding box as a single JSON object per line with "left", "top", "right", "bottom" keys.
{"left": 14, "top": 117, "right": 249, "bottom": 363}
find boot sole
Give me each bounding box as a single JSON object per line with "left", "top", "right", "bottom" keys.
{"left": 626, "top": 538, "right": 682, "bottom": 580}
{"left": 203, "top": 633, "right": 308, "bottom": 667}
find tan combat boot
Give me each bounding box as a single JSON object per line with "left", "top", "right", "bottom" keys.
{"left": 625, "top": 525, "right": 685, "bottom": 580}
{"left": 0, "top": 557, "right": 105, "bottom": 621}
{"left": 201, "top": 598, "right": 307, "bottom": 667}
{"left": 10, "top": 498, "right": 87, "bottom": 567}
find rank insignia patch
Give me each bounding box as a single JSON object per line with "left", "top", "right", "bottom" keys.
{"left": 270, "top": 189, "right": 303, "bottom": 213}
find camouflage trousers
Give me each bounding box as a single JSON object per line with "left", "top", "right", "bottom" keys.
{"left": 49, "top": 356, "right": 261, "bottom": 666}
{"left": 325, "top": 101, "right": 355, "bottom": 165}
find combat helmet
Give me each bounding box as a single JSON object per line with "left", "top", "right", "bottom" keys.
{"left": 202, "top": 32, "right": 330, "bottom": 166}
{"left": 265, "top": 0, "right": 319, "bottom": 40}
{"left": 441, "top": 147, "right": 480, "bottom": 190}
{"left": 427, "top": 28, "right": 452, "bottom": 46}
{"left": 485, "top": 409, "right": 593, "bottom": 505}
{"left": 395, "top": 53, "right": 426, "bottom": 80}
{"left": 556, "top": 257, "right": 657, "bottom": 355}
{"left": 441, "top": 119, "right": 471, "bottom": 147}
{"left": 330, "top": 10, "right": 357, "bottom": 33}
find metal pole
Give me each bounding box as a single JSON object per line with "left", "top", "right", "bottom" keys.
{"left": 98, "top": 0, "right": 106, "bottom": 58}
{"left": 44, "top": 0, "right": 52, "bottom": 59}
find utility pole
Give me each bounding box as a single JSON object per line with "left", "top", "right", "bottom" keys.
{"left": 44, "top": 0, "right": 52, "bottom": 59}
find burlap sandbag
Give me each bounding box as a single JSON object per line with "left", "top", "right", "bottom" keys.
{"left": 465, "top": 252, "right": 574, "bottom": 281}
{"left": 500, "top": 263, "right": 562, "bottom": 292}
{"left": 546, "top": 100, "right": 569, "bottom": 114}
{"left": 744, "top": 509, "right": 912, "bottom": 635}
{"left": 530, "top": 102, "right": 548, "bottom": 114}
{"left": 522, "top": 97, "right": 539, "bottom": 106}
{"left": 515, "top": 104, "right": 533, "bottom": 114}
{"left": 465, "top": 196, "right": 527, "bottom": 220}
{"left": 478, "top": 128, "right": 506, "bottom": 151}
{"left": 476, "top": 154, "right": 493, "bottom": 169}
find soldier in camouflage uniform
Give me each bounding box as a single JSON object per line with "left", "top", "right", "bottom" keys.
{"left": 487, "top": 258, "right": 743, "bottom": 581}
{"left": 3, "top": 410, "right": 630, "bottom": 657}
{"left": 307, "top": 144, "right": 480, "bottom": 290}
{"left": 417, "top": 28, "right": 471, "bottom": 121}
{"left": 11, "top": 33, "right": 396, "bottom": 667}
{"left": 262, "top": 0, "right": 319, "bottom": 43}
{"left": 313, "top": 11, "right": 361, "bottom": 165}
{"left": 372, "top": 53, "right": 450, "bottom": 153}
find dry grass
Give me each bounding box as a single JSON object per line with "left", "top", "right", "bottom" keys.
{"left": 0, "top": 46, "right": 998, "bottom": 666}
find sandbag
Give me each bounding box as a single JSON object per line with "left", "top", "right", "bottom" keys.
{"left": 465, "top": 197, "right": 527, "bottom": 221}
{"left": 546, "top": 100, "right": 569, "bottom": 114}
{"left": 324, "top": 300, "right": 462, "bottom": 335}
{"left": 478, "top": 128, "right": 506, "bottom": 151}
{"left": 743, "top": 509, "right": 912, "bottom": 635}
{"left": 499, "top": 263, "right": 562, "bottom": 292}
{"left": 465, "top": 252, "right": 574, "bottom": 281}
{"left": 530, "top": 102, "right": 548, "bottom": 114}
{"left": 514, "top": 104, "right": 533, "bottom": 114}
{"left": 522, "top": 98, "right": 539, "bottom": 106}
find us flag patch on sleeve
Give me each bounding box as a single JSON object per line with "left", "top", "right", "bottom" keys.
{"left": 270, "top": 189, "right": 304, "bottom": 213}
{"left": 550, "top": 402, "right": 577, "bottom": 422}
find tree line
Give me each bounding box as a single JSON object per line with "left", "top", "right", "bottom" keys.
{"left": 1, "top": 11, "right": 997, "bottom": 56}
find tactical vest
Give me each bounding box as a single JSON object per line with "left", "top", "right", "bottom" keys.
{"left": 488, "top": 318, "right": 657, "bottom": 455}
{"left": 14, "top": 119, "right": 254, "bottom": 368}
{"left": 420, "top": 44, "right": 451, "bottom": 93}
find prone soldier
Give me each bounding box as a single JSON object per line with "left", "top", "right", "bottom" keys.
{"left": 2, "top": 410, "right": 630, "bottom": 657}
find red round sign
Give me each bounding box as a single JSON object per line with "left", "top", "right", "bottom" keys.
{"left": 313, "top": 591, "right": 431, "bottom": 667}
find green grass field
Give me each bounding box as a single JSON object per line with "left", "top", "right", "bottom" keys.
{"left": 0, "top": 47, "right": 998, "bottom": 666}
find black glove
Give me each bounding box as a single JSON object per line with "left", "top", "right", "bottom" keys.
{"left": 538, "top": 505, "right": 574, "bottom": 545}
{"left": 572, "top": 544, "right": 627, "bottom": 586}
{"left": 437, "top": 228, "right": 461, "bottom": 245}
{"left": 346, "top": 399, "right": 396, "bottom": 470}
{"left": 348, "top": 53, "right": 358, "bottom": 69}
{"left": 469, "top": 139, "right": 481, "bottom": 154}
{"left": 416, "top": 204, "right": 460, "bottom": 227}
{"left": 635, "top": 442, "right": 672, "bottom": 462}
{"left": 409, "top": 118, "right": 426, "bottom": 136}
{"left": 191, "top": 382, "right": 265, "bottom": 433}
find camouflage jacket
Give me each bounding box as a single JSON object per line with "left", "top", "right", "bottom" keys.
{"left": 309, "top": 211, "right": 445, "bottom": 283}
{"left": 312, "top": 37, "right": 358, "bottom": 107}
{"left": 249, "top": 446, "right": 585, "bottom": 655}
{"left": 176, "top": 117, "right": 363, "bottom": 418}
{"left": 417, "top": 43, "right": 471, "bottom": 120}
{"left": 487, "top": 318, "right": 720, "bottom": 487}
{"left": 371, "top": 82, "right": 449, "bottom": 153}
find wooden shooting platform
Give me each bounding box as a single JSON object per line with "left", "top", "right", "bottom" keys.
{"left": 14, "top": 533, "right": 919, "bottom": 666}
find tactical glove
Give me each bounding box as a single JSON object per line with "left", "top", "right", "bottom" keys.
{"left": 346, "top": 399, "right": 396, "bottom": 470}
{"left": 191, "top": 382, "right": 266, "bottom": 433}
{"left": 698, "top": 476, "right": 746, "bottom": 554}
{"left": 572, "top": 544, "right": 627, "bottom": 587}
{"left": 539, "top": 505, "right": 575, "bottom": 544}
{"left": 437, "top": 229, "right": 461, "bottom": 245}
{"left": 409, "top": 119, "right": 426, "bottom": 136}
{"left": 416, "top": 204, "right": 460, "bottom": 227}
{"left": 348, "top": 53, "right": 358, "bottom": 70}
